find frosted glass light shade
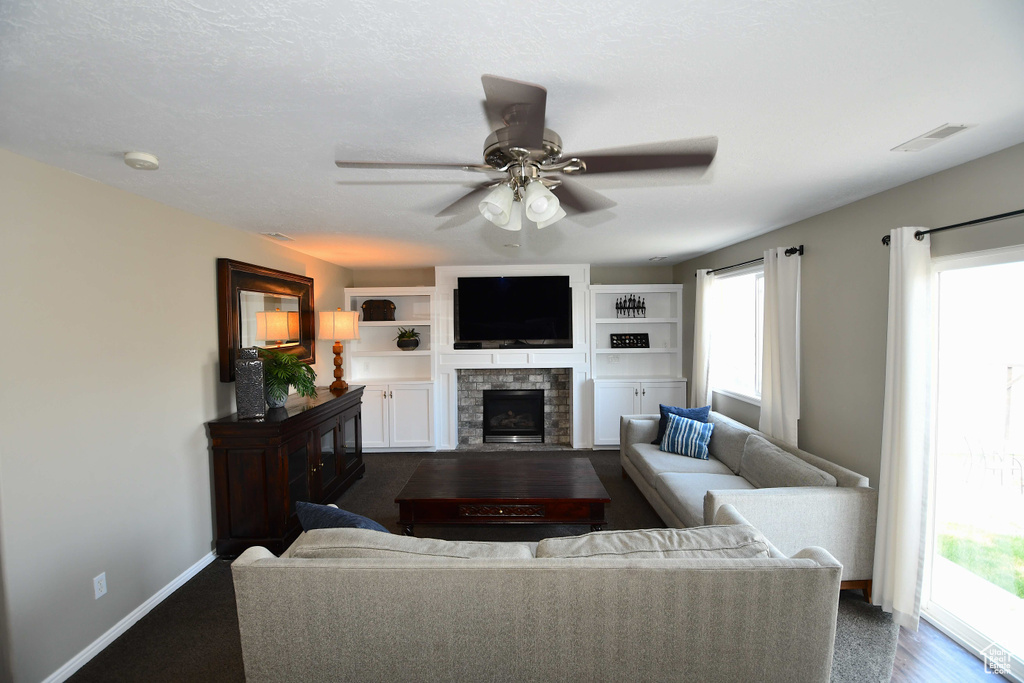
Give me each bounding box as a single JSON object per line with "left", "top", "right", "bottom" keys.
{"left": 318, "top": 308, "right": 360, "bottom": 341}
{"left": 478, "top": 184, "right": 514, "bottom": 226}
{"left": 536, "top": 206, "right": 567, "bottom": 229}
{"left": 523, "top": 181, "right": 560, "bottom": 222}
{"left": 497, "top": 201, "right": 523, "bottom": 232}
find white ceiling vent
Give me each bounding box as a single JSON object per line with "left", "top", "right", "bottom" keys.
{"left": 261, "top": 232, "right": 294, "bottom": 241}
{"left": 892, "top": 124, "right": 973, "bottom": 152}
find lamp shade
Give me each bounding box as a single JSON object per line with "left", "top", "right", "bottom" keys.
{"left": 255, "top": 308, "right": 293, "bottom": 341}
{"left": 478, "top": 184, "right": 514, "bottom": 226}
{"left": 523, "top": 181, "right": 560, "bottom": 222}
{"left": 319, "top": 308, "right": 360, "bottom": 341}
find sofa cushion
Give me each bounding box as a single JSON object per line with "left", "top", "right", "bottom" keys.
{"left": 536, "top": 525, "right": 771, "bottom": 559}
{"left": 287, "top": 528, "right": 535, "bottom": 560}
{"left": 651, "top": 404, "right": 711, "bottom": 444}
{"left": 295, "top": 501, "right": 389, "bottom": 533}
{"left": 659, "top": 413, "right": 714, "bottom": 459}
{"left": 739, "top": 435, "right": 838, "bottom": 489}
{"left": 629, "top": 443, "right": 733, "bottom": 488}
{"left": 655, "top": 473, "right": 755, "bottom": 527}
{"left": 707, "top": 412, "right": 757, "bottom": 473}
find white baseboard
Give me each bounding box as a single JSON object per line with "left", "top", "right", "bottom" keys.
{"left": 43, "top": 551, "right": 217, "bottom": 683}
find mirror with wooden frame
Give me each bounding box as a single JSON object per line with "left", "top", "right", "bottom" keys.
{"left": 217, "top": 259, "right": 315, "bottom": 382}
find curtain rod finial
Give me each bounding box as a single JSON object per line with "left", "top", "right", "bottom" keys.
{"left": 882, "top": 235, "right": 891, "bottom": 246}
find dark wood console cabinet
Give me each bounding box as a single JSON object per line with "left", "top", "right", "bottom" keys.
{"left": 207, "top": 386, "right": 364, "bottom": 555}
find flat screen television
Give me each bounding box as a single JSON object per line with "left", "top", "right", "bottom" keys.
{"left": 455, "top": 276, "right": 572, "bottom": 348}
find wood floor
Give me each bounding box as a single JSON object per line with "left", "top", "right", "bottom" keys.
{"left": 891, "top": 617, "right": 1009, "bottom": 682}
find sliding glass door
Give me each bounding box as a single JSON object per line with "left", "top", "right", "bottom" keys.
{"left": 926, "top": 248, "right": 1024, "bottom": 678}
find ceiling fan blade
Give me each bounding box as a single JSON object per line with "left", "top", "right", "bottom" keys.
{"left": 434, "top": 182, "right": 498, "bottom": 217}
{"left": 335, "top": 160, "right": 499, "bottom": 173}
{"left": 551, "top": 178, "right": 617, "bottom": 214}
{"left": 481, "top": 74, "right": 546, "bottom": 150}
{"left": 569, "top": 136, "right": 718, "bottom": 174}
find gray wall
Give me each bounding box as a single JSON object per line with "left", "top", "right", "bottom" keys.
{"left": 674, "top": 142, "right": 1024, "bottom": 486}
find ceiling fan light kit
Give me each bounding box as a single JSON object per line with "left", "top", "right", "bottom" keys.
{"left": 335, "top": 74, "right": 717, "bottom": 233}
{"left": 522, "top": 180, "right": 560, "bottom": 222}
{"left": 479, "top": 184, "right": 514, "bottom": 226}
{"left": 501, "top": 202, "right": 524, "bottom": 232}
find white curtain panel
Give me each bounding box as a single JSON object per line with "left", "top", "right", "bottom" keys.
{"left": 691, "top": 269, "right": 715, "bottom": 408}
{"left": 872, "top": 226, "right": 933, "bottom": 631}
{"left": 759, "top": 248, "right": 802, "bottom": 445}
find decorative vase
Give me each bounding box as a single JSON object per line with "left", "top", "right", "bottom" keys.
{"left": 397, "top": 338, "right": 419, "bottom": 352}
{"left": 266, "top": 387, "right": 289, "bottom": 409}
{"left": 234, "top": 348, "right": 266, "bottom": 419}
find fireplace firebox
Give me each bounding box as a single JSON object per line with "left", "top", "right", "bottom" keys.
{"left": 482, "top": 389, "right": 544, "bottom": 443}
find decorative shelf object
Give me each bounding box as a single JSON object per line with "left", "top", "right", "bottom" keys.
{"left": 610, "top": 333, "right": 650, "bottom": 348}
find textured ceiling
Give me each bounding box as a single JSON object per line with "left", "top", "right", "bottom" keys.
{"left": 2, "top": 0, "right": 1024, "bottom": 268}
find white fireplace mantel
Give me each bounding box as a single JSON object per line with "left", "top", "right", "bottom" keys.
{"left": 433, "top": 265, "right": 592, "bottom": 449}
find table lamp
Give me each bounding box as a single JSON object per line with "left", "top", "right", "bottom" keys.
{"left": 255, "top": 308, "right": 298, "bottom": 347}
{"left": 318, "top": 308, "right": 359, "bottom": 391}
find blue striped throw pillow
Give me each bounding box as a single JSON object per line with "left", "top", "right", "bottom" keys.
{"left": 660, "top": 412, "right": 715, "bottom": 459}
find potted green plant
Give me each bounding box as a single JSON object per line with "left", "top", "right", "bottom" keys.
{"left": 394, "top": 327, "right": 420, "bottom": 351}
{"left": 259, "top": 348, "right": 317, "bottom": 408}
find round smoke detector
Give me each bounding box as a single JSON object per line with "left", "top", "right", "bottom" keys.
{"left": 124, "top": 151, "right": 159, "bottom": 170}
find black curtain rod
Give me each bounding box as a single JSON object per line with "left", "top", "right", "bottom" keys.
{"left": 699, "top": 245, "right": 804, "bottom": 276}
{"left": 881, "top": 208, "right": 1024, "bottom": 246}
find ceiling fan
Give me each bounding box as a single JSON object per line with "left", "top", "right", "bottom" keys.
{"left": 335, "top": 75, "right": 718, "bottom": 231}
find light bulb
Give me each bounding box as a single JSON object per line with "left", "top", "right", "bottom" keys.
{"left": 523, "top": 181, "right": 559, "bottom": 222}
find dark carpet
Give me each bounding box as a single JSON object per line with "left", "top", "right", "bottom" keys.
{"left": 69, "top": 451, "right": 897, "bottom": 682}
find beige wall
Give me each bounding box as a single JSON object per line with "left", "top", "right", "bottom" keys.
{"left": 590, "top": 265, "right": 674, "bottom": 284}
{"left": 0, "top": 149, "right": 353, "bottom": 683}
{"left": 674, "top": 142, "right": 1024, "bottom": 486}
{"left": 349, "top": 264, "right": 674, "bottom": 288}
{"left": 351, "top": 267, "right": 435, "bottom": 287}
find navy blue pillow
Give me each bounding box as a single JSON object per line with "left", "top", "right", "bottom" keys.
{"left": 652, "top": 404, "right": 711, "bottom": 444}
{"left": 295, "top": 501, "right": 389, "bottom": 533}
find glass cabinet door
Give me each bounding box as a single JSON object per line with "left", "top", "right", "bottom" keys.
{"left": 319, "top": 421, "right": 340, "bottom": 491}
{"left": 342, "top": 409, "right": 361, "bottom": 472}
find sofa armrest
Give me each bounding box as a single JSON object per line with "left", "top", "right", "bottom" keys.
{"left": 619, "top": 414, "right": 659, "bottom": 457}
{"left": 712, "top": 504, "right": 787, "bottom": 559}
{"left": 704, "top": 486, "right": 878, "bottom": 581}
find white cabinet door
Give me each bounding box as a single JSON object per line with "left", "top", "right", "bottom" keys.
{"left": 388, "top": 383, "right": 434, "bottom": 449}
{"left": 639, "top": 380, "right": 688, "bottom": 414}
{"left": 360, "top": 384, "right": 389, "bottom": 449}
{"left": 593, "top": 381, "right": 640, "bottom": 446}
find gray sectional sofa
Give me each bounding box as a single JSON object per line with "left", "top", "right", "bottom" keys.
{"left": 232, "top": 505, "right": 843, "bottom": 682}
{"left": 620, "top": 411, "right": 877, "bottom": 590}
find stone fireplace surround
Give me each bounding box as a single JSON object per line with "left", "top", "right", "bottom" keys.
{"left": 457, "top": 368, "right": 572, "bottom": 446}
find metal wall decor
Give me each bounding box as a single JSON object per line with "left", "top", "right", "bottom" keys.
{"left": 615, "top": 295, "right": 646, "bottom": 318}
{"left": 610, "top": 333, "right": 650, "bottom": 349}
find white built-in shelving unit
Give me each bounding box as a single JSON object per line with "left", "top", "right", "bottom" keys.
{"left": 344, "top": 287, "right": 436, "bottom": 451}
{"left": 589, "top": 284, "right": 687, "bottom": 447}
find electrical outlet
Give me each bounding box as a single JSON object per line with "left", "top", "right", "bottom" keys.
{"left": 608, "top": 354, "right": 620, "bottom": 364}
{"left": 361, "top": 362, "right": 370, "bottom": 372}
{"left": 93, "top": 572, "right": 107, "bottom": 599}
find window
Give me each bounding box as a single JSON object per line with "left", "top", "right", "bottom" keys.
{"left": 925, "top": 247, "right": 1024, "bottom": 677}
{"left": 709, "top": 267, "right": 764, "bottom": 402}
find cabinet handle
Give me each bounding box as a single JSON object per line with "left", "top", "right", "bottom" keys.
{"left": 635, "top": 388, "right": 639, "bottom": 396}
{"left": 389, "top": 390, "right": 393, "bottom": 399}
{"left": 642, "top": 388, "right": 646, "bottom": 396}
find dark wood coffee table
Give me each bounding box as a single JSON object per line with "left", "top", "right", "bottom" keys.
{"left": 395, "top": 457, "right": 611, "bottom": 536}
